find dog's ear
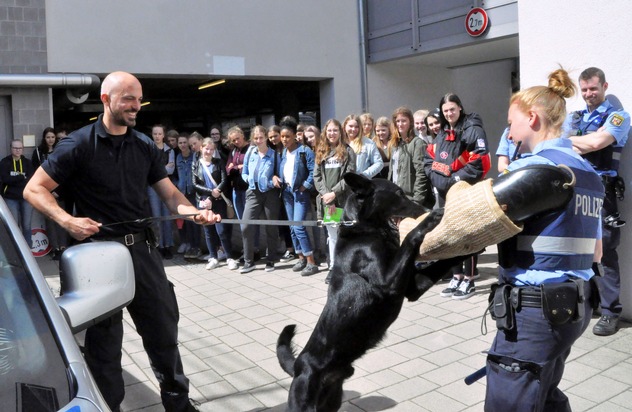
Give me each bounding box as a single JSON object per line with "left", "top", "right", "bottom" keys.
{"left": 344, "top": 172, "right": 374, "bottom": 197}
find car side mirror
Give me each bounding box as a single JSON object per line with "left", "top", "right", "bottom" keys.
{"left": 56, "top": 242, "right": 135, "bottom": 334}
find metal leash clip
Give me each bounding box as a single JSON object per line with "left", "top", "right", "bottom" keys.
{"left": 317, "top": 220, "right": 357, "bottom": 227}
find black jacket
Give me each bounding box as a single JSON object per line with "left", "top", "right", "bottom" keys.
{"left": 0, "top": 155, "right": 35, "bottom": 200}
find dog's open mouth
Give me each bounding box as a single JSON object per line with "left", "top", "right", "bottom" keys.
{"left": 390, "top": 216, "right": 404, "bottom": 229}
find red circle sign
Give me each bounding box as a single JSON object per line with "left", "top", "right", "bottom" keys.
{"left": 465, "top": 7, "right": 489, "bottom": 37}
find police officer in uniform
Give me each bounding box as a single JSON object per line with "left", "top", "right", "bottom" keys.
{"left": 486, "top": 68, "right": 604, "bottom": 411}
{"left": 567, "top": 67, "right": 631, "bottom": 336}
{"left": 24, "top": 72, "right": 219, "bottom": 412}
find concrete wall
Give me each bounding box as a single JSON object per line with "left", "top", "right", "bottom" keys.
{"left": 366, "top": 62, "right": 450, "bottom": 117}
{"left": 0, "top": 0, "right": 51, "bottom": 156}
{"left": 519, "top": 0, "right": 632, "bottom": 319}
{"left": 45, "top": 0, "right": 365, "bottom": 122}
{"left": 366, "top": 59, "right": 515, "bottom": 172}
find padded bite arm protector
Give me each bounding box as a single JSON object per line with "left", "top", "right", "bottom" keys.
{"left": 399, "top": 164, "right": 575, "bottom": 261}
{"left": 492, "top": 164, "right": 575, "bottom": 222}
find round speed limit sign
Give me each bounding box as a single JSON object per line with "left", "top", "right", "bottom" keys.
{"left": 465, "top": 7, "right": 489, "bottom": 37}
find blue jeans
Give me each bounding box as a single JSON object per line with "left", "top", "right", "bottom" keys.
{"left": 182, "top": 194, "right": 200, "bottom": 248}
{"left": 233, "top": 189, "right": 247, "bottom": 219}
{"left": 6, "top": 198, "right": 33, "bottom": 248}
{"left": 147, "top": 187, "right": 174, "bottom": 248}
{"left": 282, "top": 187, "right": 313, "bottom": 256}
{"left": 203, "top": 200, "right": 233, "bottom": 259}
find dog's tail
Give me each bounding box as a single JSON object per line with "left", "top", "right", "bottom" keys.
{"left": 277, "top": 324, "right": 297, "bottom": 377}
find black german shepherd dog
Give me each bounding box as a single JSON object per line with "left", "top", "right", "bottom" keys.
{"left": 277, "top": 173, "right": 466, "bottom": 411}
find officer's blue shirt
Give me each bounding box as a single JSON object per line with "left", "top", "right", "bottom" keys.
{"left": 500, "top": 137, "right": 602, "bottom": 286}
{"left": 495, "top": 127, "right": 518, "bottom": 159}
{"left": 564, "top": 100, "right": 630, "bottom": 145}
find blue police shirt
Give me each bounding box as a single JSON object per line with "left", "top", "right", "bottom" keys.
{"left": 564, "top": 100, "right": 631, "bottom": 176}
{"left": 500, "top": 138, "right": 603, "bottom": 286}
{"left": 495, "top": 127, "right": 518, "bottom": 160}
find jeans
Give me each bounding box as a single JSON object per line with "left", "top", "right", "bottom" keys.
{"left": 282, "top": 187, "right": 313, "bottom": 256}
{"left": 182, "top": 194, "right": 200, "bottom": 248}
{"left": 6, "top": 198, "right": 33, "bottom": 248}
{"left": 203, "top": 200, "right": 233, "bottom": 259}
{"left": 233, "top": 188, "right": 247, "bottom": 219}
{"left": 147, "top": 187, "right": 174, "bottom": 248}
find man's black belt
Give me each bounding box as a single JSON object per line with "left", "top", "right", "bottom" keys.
{"left": 93, "top": 231, "right": 147, "bottom": 247}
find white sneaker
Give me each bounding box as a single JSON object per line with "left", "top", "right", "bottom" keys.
{"left": 227, "top": 258, "right": 238, "bottom": 270}
{"left": 205, "top": 258, "right": 219, "bottom": 270}
{"left": 177, "top": 243, "right": 190, "bottom": 254}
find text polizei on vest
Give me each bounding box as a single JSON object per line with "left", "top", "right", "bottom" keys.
{"left": 574, "top": 194, "right": 603, "bottom": 218}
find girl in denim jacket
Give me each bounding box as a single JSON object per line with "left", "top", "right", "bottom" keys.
{"left": 239, "top": 125, "right": 282, "bottom": 273}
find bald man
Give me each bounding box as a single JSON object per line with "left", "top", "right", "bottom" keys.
{"left": 24, "top": 71, "right": 213, "bottom": 411}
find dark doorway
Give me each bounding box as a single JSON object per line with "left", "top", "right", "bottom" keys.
{"left": 53, "top": 78, "right": 321, "bottom": 136}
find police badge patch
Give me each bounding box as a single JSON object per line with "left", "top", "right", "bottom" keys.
{"left": 611, "top": 114, "right": 624, "bottom": 127}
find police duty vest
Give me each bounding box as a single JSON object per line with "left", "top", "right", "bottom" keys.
{"left": 514, "top": 149, "right": 604, "bottom": 271}
{"left": 569, "top": 105, "right": 619, "bottom": 172}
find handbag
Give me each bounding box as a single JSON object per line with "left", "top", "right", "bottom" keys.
{"left": 202, "top": 161, "right": 236, "bottom": 218}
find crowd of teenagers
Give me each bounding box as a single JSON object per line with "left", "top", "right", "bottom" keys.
{"left": 2, "top": 66, "right": 628, "bottom": 411}
{"left": 128, "top": 102, "right": 492, "bottom": 292}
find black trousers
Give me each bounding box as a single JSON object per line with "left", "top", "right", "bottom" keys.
{"left": 84, "top": 241, "right": 189, "bottom": 411}
{"left": 597, "top": 188, "right": 622, "bottom": 316}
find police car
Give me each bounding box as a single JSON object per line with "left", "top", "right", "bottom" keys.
{"left": 0, "top": 197, "right": 135, "bottom": 411}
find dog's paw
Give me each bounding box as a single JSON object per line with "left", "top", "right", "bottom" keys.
{"left": 404, "top": 208, "right": 444, "bottom": 246}
{"left": 405, "top": 272, "right": 435, "bottom": 301}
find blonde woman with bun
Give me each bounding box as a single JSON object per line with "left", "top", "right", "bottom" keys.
{"left": 485, "top": 68, "right": 604, "bottom": 412}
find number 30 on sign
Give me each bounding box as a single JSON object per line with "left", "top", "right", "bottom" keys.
{"left": 465, "top": 7, "right": 489, "bottom": 37}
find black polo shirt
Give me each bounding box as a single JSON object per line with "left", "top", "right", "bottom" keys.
{"left": 43, "top": 115, "right": 167, "bottom": 236}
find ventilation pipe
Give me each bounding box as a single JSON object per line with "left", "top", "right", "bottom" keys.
{"left": 0, "top": 73, "right": 100, "bottom": 104}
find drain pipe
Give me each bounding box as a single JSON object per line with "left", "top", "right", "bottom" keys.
{"left": 357, "top": 0, "right": 369, "bottom": 112}
{"left": 0, "top": 73, "right": 100, "bottom": 104}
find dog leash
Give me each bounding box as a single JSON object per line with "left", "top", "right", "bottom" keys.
{"left": 102, "top": 213, "right": 200, "bottom": 228}
{"left": 103, "top": 214, "right": 356, "bottom": 228}
{"left": 219, "top": 218, "right": 357, "bottom": 227}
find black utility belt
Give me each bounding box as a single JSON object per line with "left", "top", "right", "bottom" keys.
{"left": 488, "top": 279, "right": 592, "bottom": 331}
{"left": 93, "top": 229, "right": 152, "bottom": 247}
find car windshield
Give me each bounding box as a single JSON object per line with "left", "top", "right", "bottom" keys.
{"left": 0, "top": 220, "right": 71, "bottom": 410}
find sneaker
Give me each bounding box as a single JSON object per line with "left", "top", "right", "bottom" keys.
{"left": 177, "top": 243, "right": 190, "bottom": 254}
{"left": 218, "top": 249, "right": 227, "bottom": 261}
{"left": 205, "top": 258, "right": 219, "bottom": 270}
{"left": 198, "top": 253, "right": 210, "bottom": 261}
{"left": 265, "top": 261, "right": 275, "bottom": 272}
{"left": 280, "top": 250, "right": 296, "bottom": 262}
{"left": 227, "top": 258, "right": 239, "bottom": 270}
{"left": 593, "top": 315, "right": 620, "bottom": 336}
{"left": 440, "top": 277, "right": 462, "bottom": 297}
{"left": 184, "top": 247, "right": 201, "bottom": 259}
{"left": 292, "top": 259, "right": 307, "bottom": 272}
{"left": 452, "top": 280, "right": 476, "bottom": 300}
{"left": 240, "top": 262, "right": 255, "bottom": 274}
{"left": 301, "top": 263, "right": 319, "bottom": 277}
